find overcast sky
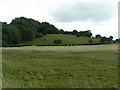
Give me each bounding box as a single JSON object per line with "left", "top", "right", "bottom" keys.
{"left": 0, "top": 0, "right": 119, "bottom": 39}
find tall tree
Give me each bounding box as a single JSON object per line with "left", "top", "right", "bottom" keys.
{"left": 95, "top": 34, "right": 101, "bottom": 38}
{"left": 72, "top": 30, "right": 78, "bottom": 35}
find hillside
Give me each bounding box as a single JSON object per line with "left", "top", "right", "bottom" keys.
{"left": 2, "top": 17, "right": 116, "bottom": 47}
{"left": 21, "top": 34, "right": 100, "bottom": 45}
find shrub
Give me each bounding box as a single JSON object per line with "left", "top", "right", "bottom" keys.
{"left": 53, "top": 40, "right": 62, "bottom": 44}
{"left": 76, "top": 34, "right": 80, "bottom": 37}
{"left": 43, "top": 39, "right": 46, "bottom": 41}
{"left": 88, "top": 40, "right": 93, "bottom": 44}
{"left": 113, "top": 41, "right": 117, "bottom": 43}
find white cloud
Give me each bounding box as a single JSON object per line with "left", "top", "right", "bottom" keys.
{"left": 0, "top": 0, "right": 118, "bottom": 39}
{"left": 49, "top": 2, "right": 117, "bottom": 22}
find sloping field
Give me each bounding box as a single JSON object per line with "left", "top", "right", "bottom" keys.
{"left": 2, "top": 44, "right": 118, "bottom": 88}
{"left": 21, "top": 34, "right": 100, "bottom": 45}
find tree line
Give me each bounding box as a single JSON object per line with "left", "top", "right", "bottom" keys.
{"left": 1, "top": 17, "right": 119, "bottom": 47}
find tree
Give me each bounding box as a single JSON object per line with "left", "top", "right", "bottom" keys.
{"left": 63, "top": 31, "right": 72, "bottom": 35}
{"left": 79, "top": 30, "right": 92, "bottom": 37}
{"left": 86, "top": 30, "right": 92, "bottom": 37}
{"left": 95, "top": 34, "right": 101, "bottom": 38}
{"left": 37, "top": 22, "right": 59, "bottom": 34}
{"left": 72, "top": 30, "right": 78, "bottom": 35}
{"left": 109, "top": 36, "right": 113, "bottom": 40}
{"left": 2, "top": 25, "right": 21, "bottom": 45}
{"left": 59, "top": 29, "right": 64, "bottom": 34}
{"left": 11, "top": 17, "right": 40, "bottom": 38}
{"left": 45, "top": 25, "right": 59, "bottom": 34}
{"left": 100, "top": 36, "right": 111, "bottom": 43}
{"left": 115, "top": 38, "right": 120, "bottom": 42}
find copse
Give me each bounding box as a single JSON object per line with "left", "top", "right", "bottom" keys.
{"left": 37, "top": 22, "right": 50, "bottom": 34}
{"left": 37, "top": 22, "right": 59, "bottom": 34}
{"left": 100, "top": 36, "right": 112, "bottom": 43}
{"left": 63, "top": 30, "right": 93, "bottom": 37}
{"left": 76, "top": 30, "right": 92, "bottom": 37}
{"left": 11, "top": 17, "right": 40, "bottom": 38}
{"left": 2, "top": 17, "right": 41, "bottom": 46}
{"left": 2, "top": 24, "right": 21, "bottom": 45}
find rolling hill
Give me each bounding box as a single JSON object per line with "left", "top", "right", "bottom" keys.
{"left": 20, "top": 34, "right": 101, "bottom": 46}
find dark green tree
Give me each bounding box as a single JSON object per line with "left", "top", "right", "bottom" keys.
{"left": 2, "top": 24, "right": 21, "bottom": 45}
{"left": 100, "top": 36, "right": 111, "bottom": 43}
{"left": 11, "top": 17, "right": 40, "bottom": 38}
{"left": 37, "top": 22, "right": 59, "bottom": 34}
{"left": 72, "top": 30, "right": 78, "bottom": 35}
{"left": 79, "top": 30, "right": 92, "bottom": 37}
{"left": 59, "top": 29, "right": 64, "bottom": 34}
{"left": 115, "top": 38, "right": 120, "bottom": 42}
{"left": 109, "top": 36, "right": 113, "bottom": 40}
{"left": 95, "top": 34, "right": 101, "bottom": 38}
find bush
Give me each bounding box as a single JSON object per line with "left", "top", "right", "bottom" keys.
{"left": 88, "top": 40, "right": 93, "bottom": 44}
{"left": 76, "top": 34, "right": 80, "bottom": 37}
{"left": 53, "top": 40, "right": 62, "bottom": 44}
{"left": 113, "top": 41, "right": 117, "bottom": 43}
{"left": 100, "top": 36, "right": 111, "bottom": 43}
{"left": 36, "top": 45, "right": 42, "bottom": 46}
{"left": 21, "top": 45, "right": 32, "bottom": 46}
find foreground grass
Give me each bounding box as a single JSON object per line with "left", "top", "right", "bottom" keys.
{"left": 2, "top": 46, "right": 118, "bottom": 88}
{"left": 21, "top": 34, "right": 100, "bottom": 45}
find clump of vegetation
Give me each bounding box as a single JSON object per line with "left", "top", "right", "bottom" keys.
{"left": 100, "top": 36, "right": 113, "bottom": 43}
{"left": 88, "top": 40, "right": 93, "bottom": 44}
{"left": 115, "top": 38, "right": 120, "bottom": 42}
{"left": 53, "top": 39, "right": 62, "bottom": 44}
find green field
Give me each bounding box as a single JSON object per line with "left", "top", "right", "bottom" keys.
{"left": 2, "top": 44, "right": 118, "bottom": 88}
{"left": 21, "top": 34, "right": 100, "bottom": 45}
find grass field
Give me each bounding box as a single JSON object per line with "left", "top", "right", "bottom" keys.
{"left": 21, "top": 34, "right": 100, "bottom": 45}
{"left": 2, "top": 44, "right": 118, "bottom": 88}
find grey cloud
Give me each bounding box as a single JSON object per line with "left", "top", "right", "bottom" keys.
{"left": 49, "top": 2, "right": 117, "bottom": 22}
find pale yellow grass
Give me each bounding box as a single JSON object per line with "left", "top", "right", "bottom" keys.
{"left": 1, "top": 44, "right": 118, "bottom": 52}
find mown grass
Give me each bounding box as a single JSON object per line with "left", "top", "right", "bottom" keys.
{"left": 21, "top": 34, "right": 100, "bottom": 45}
{"left": 2, "top": 46, "right": 118, "bottom": 88}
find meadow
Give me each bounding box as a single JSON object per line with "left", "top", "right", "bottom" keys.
{"left": 2, "top": 44, "right": 118, "bottom": 88}
{"left": 21, "top": 34, "right": 100, "bottom": 45}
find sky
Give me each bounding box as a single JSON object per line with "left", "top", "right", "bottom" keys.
{"left": 0, "top": 0, "right": 119, "bottom": 39}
